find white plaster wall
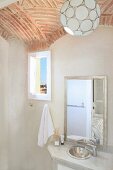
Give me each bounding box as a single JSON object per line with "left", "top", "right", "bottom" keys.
{"left": 0, "top": 37, "right": 9, "bottom": 170}
{"left": 7, "top": 39, "right": 52, "bottom": 170}
{"left": 8, "top": 39, "right": 28, "bottom": 170}
{"left": 50, "top": 26, "right": 113, "bottom": 146}
{"left": 0, "top": 37, "right": 52, "bottom": 170}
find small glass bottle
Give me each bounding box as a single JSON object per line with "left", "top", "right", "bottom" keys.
{"left": 54, "top": 129, "right": 60, "bottom": 146}
{"left": 60, "top": 135, "right": 64, "bottom": 145}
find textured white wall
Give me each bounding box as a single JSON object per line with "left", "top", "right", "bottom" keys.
{"left": 7, "top": 39, "right": 52, "bottom": 170}
{"left": 50, "top": 26, "right": 113, "bottom": 146}
{"left": 0, "top": 37, "right": 9, "bottom": 170}
{"left": 8, "top": 39, "right": 28, "bottom": 170}
{"left": 0, "top": 38, "right": 52, "bottom": 170}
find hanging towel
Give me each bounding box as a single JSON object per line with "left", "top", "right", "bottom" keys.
{"left": 38, "top": 104, "right": 54, "bottom": 147}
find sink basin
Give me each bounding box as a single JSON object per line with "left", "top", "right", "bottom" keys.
{"left": 68, "top": 145, "right": 92, "bottom": 159}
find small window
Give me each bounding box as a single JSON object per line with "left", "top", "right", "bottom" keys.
{"left": 28, "top": 50, "right": 51, "bottom": 100}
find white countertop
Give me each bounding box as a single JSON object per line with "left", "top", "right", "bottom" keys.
{"left": 48, "top": 143, "right": 113, "bottom": 170}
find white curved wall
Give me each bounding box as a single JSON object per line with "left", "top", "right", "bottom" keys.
{"left": 50, "top": 26, "right": 113, "bottom": 146}
{"left": 0, "top": 37, "right": 9, "bottom": 170}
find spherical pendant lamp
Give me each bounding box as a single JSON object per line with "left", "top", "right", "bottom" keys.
{"left": 60, "top": 0, "right": 101, "bottom": 36}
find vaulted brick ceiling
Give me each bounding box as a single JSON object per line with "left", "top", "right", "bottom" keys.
{"left": 0, "top": 0, "right": 113, "bottom": 51}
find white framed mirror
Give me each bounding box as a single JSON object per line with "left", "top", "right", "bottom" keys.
{"left": 28, "top": 50, "right": 51, "bottom": 101}
{"left": 64, "top": 76, "right": 107, "bottom": 146}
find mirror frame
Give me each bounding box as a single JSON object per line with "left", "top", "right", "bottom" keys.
{"left": 64, "top": 76, "right": 107, "bottom": 146}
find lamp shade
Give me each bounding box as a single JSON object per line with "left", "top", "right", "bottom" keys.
{"left": 60, "top": 0, "right": 101, "bottom": 36}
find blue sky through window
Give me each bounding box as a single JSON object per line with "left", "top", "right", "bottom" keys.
{"left": 40, "top": 57, "right": 47, "bottom": 85}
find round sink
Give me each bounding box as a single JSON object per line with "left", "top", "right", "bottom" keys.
{"left": 68, "top": 145, "right": 92, "bottom": 159}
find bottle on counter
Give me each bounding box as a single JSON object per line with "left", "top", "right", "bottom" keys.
{"left": 54, "top": 129, "right": 60, "bottom": 146}
{"left": 60, "top": 135, "right": 64, "bottom": 145}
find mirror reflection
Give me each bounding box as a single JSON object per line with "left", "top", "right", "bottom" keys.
{"left": 65, "top": 76, "right": 107, "bottom": 145}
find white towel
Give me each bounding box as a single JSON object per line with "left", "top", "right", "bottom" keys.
{"left": 38, "top": 104, "right": 54, "bottom": 147}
